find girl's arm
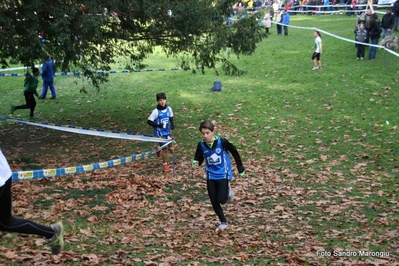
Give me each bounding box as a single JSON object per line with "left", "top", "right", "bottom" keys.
{"left": 318, "top": 41, "right": 322, "bottom": 54}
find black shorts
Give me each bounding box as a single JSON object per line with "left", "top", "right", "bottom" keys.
{"left": 312, "top": 52, "right": 321, "bottom": 61}
{"left": 159, "top": 135, "right": 173, "bottom": 150}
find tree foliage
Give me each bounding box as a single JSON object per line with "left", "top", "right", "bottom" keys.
{"left": 0, "top": 0, "right": 265, "bottom": 86}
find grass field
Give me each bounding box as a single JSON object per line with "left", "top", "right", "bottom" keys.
{"left": 0, "top": 13, "right": 398, "bottom": 265}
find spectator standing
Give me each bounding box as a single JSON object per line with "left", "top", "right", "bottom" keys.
{"left": 254, "top": 0, "right": 262, "bottom": 11}
{"left": 364, "top": 9, "right": 373, "bottom": 38}
{"left": 282, "top": 9, "right": 290, "bottom": 36}
{"left": 40, "top": 56, "right": 56, "bottom": 99}
{"left": 324, "top": 0, "right": 330, "bottom": 13}
{"left": 350, "top": 0, "right": 357, "bottom": 16}
{"left": 291, "top": 0, "right": 299, "bottom": 15}
{"left": 276, "top": 10, "right": 283, "bottom": 35}
{"left": 393, "top": 0, "right": 399, "bottom": 32}
{"left": 355, "top": 12, "right": 366, "bottom": 47}
{"left": 381, "top": 8, "right": 394, "bottom": 39}
{"left": 357, "top": 12, "right": 366, "bottom": 26}
{"left": 286, "top": 1, "right": 292, "bottom": 12}
{"left": 355, "top": 22, "right": 368, "bottom": 59}
{"left": 247, "top": 0, "right": 254, "bottom": 12}
{"left": 272, "top": 0, "right": 279, "bottom": 19}
{"left": 270, "top": 4, "right": 275, "bottom": 19}
{"left": 263, "top": 11, "right": 272, "bottom": 33}
{"left": 331, "top": 0, "right": 337, "bottom": 13}
{"left": 316, "top": 0, "right": 322, "bottom": 16}
{"left": 300, "top": 0, "right": 307, "bottom": 13}
{"left": 368, "top": 13, "right": 382, "bottom": 60}
{"left": 339, "top": 0, "right": 346, "bottom": 11}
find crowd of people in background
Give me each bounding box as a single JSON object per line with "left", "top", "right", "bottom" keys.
{"left": 233, "top": 0, "right": 399, "bottom": 17}
{"left": 229, "top": 0, "right": 399, "bottom": 62}
{"left": 231, "top": 0, "right": 399, "bottom": 22}
{"left": 354, "top": 4, "right": 398, "bottom": 60}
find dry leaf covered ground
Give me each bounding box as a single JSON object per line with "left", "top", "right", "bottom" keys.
{"left": 0, "top": 122, "right": 398, "bottom": 265}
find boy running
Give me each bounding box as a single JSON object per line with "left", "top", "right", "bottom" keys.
{"left": 147, "top": 92, "right": 175, "bottom": 171}
{"left": 192, "top": 120, "right": 245, "bottom": 233}
{"left": 11, "top": 67, "right": 41, "bottom": 118}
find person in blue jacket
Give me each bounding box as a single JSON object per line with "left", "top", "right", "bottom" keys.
{"left": 40, "top": 56, "right": 57, "bottom": 99}
{"left": 282, "top": 9, "right": 290, "bottom": 36}
{"left": 192, "top": 120, "right": 245, "bottom": 233}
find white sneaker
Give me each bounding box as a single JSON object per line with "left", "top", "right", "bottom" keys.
{"left": 215, "top": 223, "right": 228, "bottom": 233}
{"left": 226, "top": 183, "right": 234, "bottom": 203}
{"left": 312, "top": 66, "right": 319, "bottom": 70}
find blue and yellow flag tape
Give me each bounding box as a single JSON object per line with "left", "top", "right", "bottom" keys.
{"left": 11, "top": 140, "right": 172, "bottom": 181}
{"left": 0, "top": 68, "right": 201, "bottom": 77}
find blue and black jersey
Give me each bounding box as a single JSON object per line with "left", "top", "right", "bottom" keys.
{"left": 153, "top": 106, "right": 172, "bottom": 137}
{"left": 194, "top": 136, "right": 245, "bottom": 180}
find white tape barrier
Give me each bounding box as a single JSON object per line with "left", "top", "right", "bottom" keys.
{"left": 270, "top": 22, "right": 399, "bottom": 57}
{"left": 0, "top": 117, "right": 174, "bottom": 181}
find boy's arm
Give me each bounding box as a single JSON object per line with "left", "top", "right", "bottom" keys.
{"left": 147, "top": 109, "right": 163, "bottom": 128}
{"left": 319, "top": 41, "right": 322, "bottom": 54}
{"left": 221, "top": 138, "right": 245, "bottom": 174}
{"left": 192, "top": 142, "right": 204, "bottom": 167}
{"left": 31, "top": 77, "right": 40, "bottom": 97}
{"left": 31, "top": 83, "right": 39, "bottom": 97}
{"left": 147, "top": 120, "right": 163, "bottom": 128}
{"left": 169, "top": 117, "right": 175, "bottom": 130}
{"left": 168, "top": 107, "right": 175, "bottom": 130}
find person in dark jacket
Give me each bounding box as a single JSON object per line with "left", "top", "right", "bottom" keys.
{"left": 393, "top": 0, "right": 399, "bottom": 32}
{"left": 40, "top": 56, "right": 57, "bottom": 99}
{"left": 381, "top": 8, "right": 394, "bottom": 39}
{"left": 276, "top": 9, "right": 283, "bottom": 35}
{"left": 368, "top": 14, "right": 382, "bottom": 60}
{"left": 355, "top": 23, "right": 368, "bottom": 59}
{"left": 364, "top": 9, "right": 373, "bottom": 41}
